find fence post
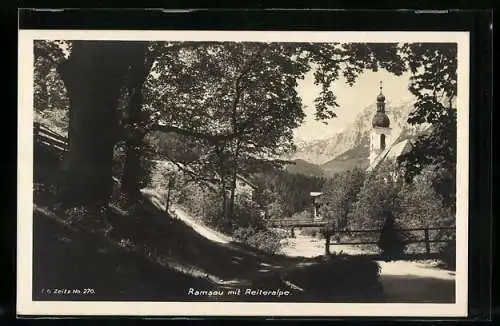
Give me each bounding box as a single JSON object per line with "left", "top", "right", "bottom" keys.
{"left": 34, "top": 123, "right": 40, "bottom": 140}
{"left": 424, "top": 228, "right": 430, "bottom": 255}
{"left": 165, "top": 176, "right": 172, "bottom": 214}
{"left": 324, "top": 232, "right": 331, "bottom": 255}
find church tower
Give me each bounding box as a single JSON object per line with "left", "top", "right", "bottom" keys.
{"left": 369, "top": 81, "right": 391, "bottom": 166}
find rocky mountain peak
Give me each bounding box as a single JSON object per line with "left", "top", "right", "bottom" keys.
{"left": 291, "top": 99, "right": 418, "bottom": 168}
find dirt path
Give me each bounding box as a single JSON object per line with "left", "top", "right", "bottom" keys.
{"left": 141, "top": 189, "right": 233, "bottom": 244}
{"left": 378, "top": 260, "right": 455, "bottom": 303}
{"left": 170, "top": 206, "right": 233, "bottom": 244}
{"left": 281, "top": 230, "right": 456, "bottom": 303}
{"left": 140, "top": 193, "right": 455, "bottom": 303}
{"left": 280, "top": 233, "right": 367, "bottom": 257}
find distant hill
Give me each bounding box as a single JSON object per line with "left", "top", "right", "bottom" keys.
{"left": 320, "top": 138, "right": 370, "bottom": 176}
{"left": 286, "top": 159, "right": 325, "bottom": 177}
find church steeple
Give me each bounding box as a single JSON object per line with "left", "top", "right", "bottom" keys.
{"left": 369, "top": 81, "right": 392, "bottom": 167}
{"left": 376, "top": 81, "right": 386, "bottom": 112}
{"left": 372, "top": 81, "right": 390, "bottom": 128}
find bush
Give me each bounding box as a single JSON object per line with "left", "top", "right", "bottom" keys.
{"left": 291, "top": 210, "right": 312, "bottom": 220}
{"left": 176, "top": 182, "right": 221, "bottom": 223}
{"left": 300, "top": 227, "right": 323, "bottom": 238}
{"left": 112, "top": 141, "right": 153, "bottom": 193}
{"left": 377, "top": 214, "right": 406, "bottom": 260}
{"left": 34, "top": 182, "right": 61, "bottom": 206}
{"left": 284, "top": 255, "right": 385, "bottom": 302}
{"left": 175, "top": 180, "right": 284, "bottom": 253}
{"left": 64, "top": 205, "right": 89, "bottom": 225}
{"left": 439, "top": 241, "right": 456, "bottom": 270}
{"left": 230, "top": 195, "right": 265, "bottom": 229}
{"left": 233, "top": 226, "right": 284, "bottom": 254}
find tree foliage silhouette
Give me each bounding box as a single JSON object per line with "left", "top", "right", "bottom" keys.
{"left": 33, "top": 41, "right": 457, "bottom": 230}
{"left": 397, "top": 43, "right": 457, "bottom": 212}
{"left": 319, "top": 168, "right": 365, "bottom": 253}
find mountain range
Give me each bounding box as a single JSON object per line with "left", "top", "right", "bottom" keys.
{"left": 286, "top": 99, "right": 425, "bottom": 177}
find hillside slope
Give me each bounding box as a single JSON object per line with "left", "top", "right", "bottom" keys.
{"left": 285, "top": 159, "right": 325, "bottom": 177}
{"left": 32, "top": 187, "right": 386, "bottom": 303}
{"left": 320, "top": 138, "right": 370, "bottom": 175}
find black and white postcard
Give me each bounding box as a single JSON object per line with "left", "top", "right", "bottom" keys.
{"left": 17, "top": 30, "right": 469, "bottom": 317}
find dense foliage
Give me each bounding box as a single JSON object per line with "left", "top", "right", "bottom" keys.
{"left": 316, "top": 159, "right": 455, "bottom": 263}
{"left": 348, "top": 161, "right": 403, "bottom": 232}
{"left": 172, "top": 177, "right": 285, "bottom": 253}
{"left": 397, "top": 43, "right": 457, "bottom": 212}
{"left": 252, "top": 171, "right": 326, "bottom": 218}
{"left": 286, "top": 255, "right": 384, "bottom": 302}
{"left": 320, "top": 168, "right": 365, "bottom": 232}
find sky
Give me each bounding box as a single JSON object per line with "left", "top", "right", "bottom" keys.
{"left": 294, "top": 69, "right": 414, "bottom": 141}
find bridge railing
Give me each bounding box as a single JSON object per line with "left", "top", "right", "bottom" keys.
{"left": 268, "top": 219, "right": 327, "bottom": 228}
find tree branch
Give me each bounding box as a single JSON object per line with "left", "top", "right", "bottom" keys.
{"left": 150, "top": 124, "right": 233, "bottom": 143}
{"left": 153, "top": 155, "right": 219, "bottom": 190}
{"left": 34, "top": 45, "right": 61, "bottom": 65}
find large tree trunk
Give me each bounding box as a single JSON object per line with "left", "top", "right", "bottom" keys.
{"left": 121, "top": 129, "right": 144, "bottom": 202}
{"left": 324, "top": 233, "right": 331, "bottom": 255}
{"left": 120, "top": 42, "right": 152, "bottom": 202}
{"left": 58, "top": 41, "right": 142, "bottom": 210}
{"left": 221, "top": 184, "right": 228, "bottom": 219}
{"left": 228, "top": 169, "right": 237, "bottom": 219}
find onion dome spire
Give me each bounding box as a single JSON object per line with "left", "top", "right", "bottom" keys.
{"left": 372, "top": 81, "right": 390, "bottom": 128}
{"left": 376, "top": 81, "right": 386, "bottom": 108}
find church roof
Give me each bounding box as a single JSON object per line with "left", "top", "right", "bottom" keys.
{"left": 366, "top": 139, "right": 413, "bottom": 172}
{"left": 372, "top": 112, "right": 390, "bottom": 128}
{"left": 377, "top": 93, "right": 386, "bottom": 102}
{"left": 387, "top": 139, "right": 413, "bottom": 159}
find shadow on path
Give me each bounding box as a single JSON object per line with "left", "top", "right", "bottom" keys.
{"left": 380, "top": 275, "right": 455, "bottom": 303}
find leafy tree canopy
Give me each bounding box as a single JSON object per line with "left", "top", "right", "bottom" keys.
{"left": 320, "top": 167, "right": 366, "bottom": 231}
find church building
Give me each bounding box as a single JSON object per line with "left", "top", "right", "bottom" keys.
{"left": 369, "top": 82, "right": 392, "bottom": 167}
{"left": 310, "top": 82, "right": 413, "bottom": 219}
{"left": 366, "top": 82, "right": 413, "bottom": 172}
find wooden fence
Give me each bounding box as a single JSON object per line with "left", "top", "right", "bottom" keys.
{"left": 328, "top": 227, "right": 455, "bottom": 255}
{"left": 34, "top": 122, "right": 69, "bottom": 153}
{"left": 269, "top": 219, "right": 455, "bottom": 258}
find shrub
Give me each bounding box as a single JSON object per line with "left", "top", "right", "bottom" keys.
{"left": 439, "top": 241, "right": 456, "bottom": 270}
{"left": 64, "top": 205, "right": 89, "bottom": 225}
{"left": 230, "top": 195, "right": 265, "bottom": 229}
{"left": 300, "top": 227, "right": 323, "bottom": 238}
{"left": 291, "top": 210, "right": 312, "bottom": 220}
{"left": 34, "top": 182, "right": 61, "bottom": 206}
{"left": 177, "top": 182, "right": 221, "bottom": 223}
{"left": 378, "top": 214, "right": 407, "bottom": 260}
{"left": 233, "top": 226, "right": 284, "bottom": 254}
{"left": 174, "top": 180, "right": 284, "bottom": 253}
{"left": 284, "top": 255, "right": 385, "bottom": 302}
{"left": 178, "top": 182, "right": 269, "bottom": 234}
